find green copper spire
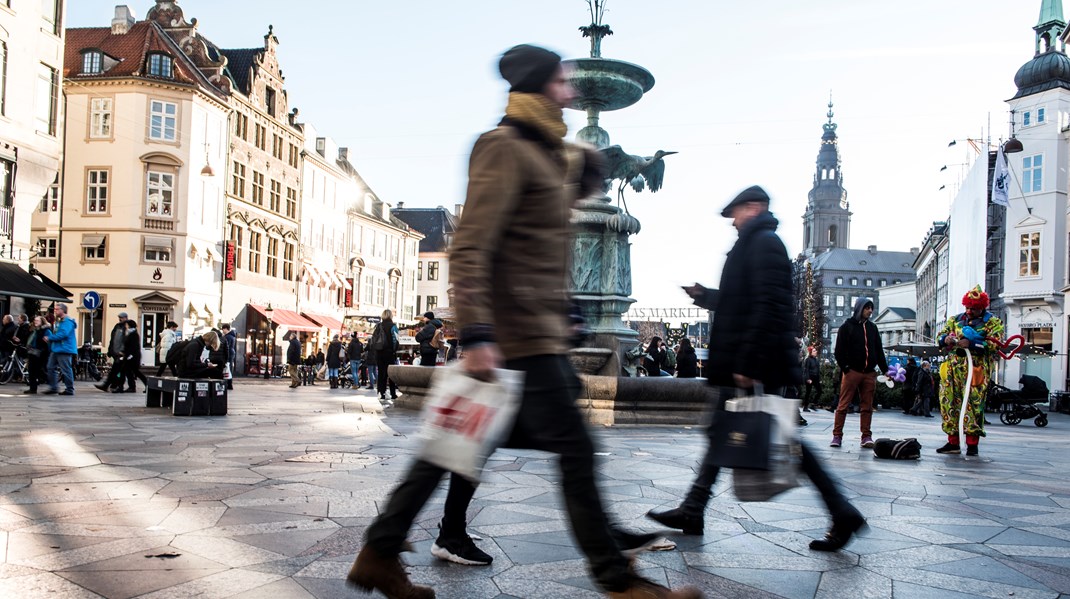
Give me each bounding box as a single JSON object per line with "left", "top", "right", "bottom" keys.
{"left": 1039, "top": 0, "right": 1065, "bottom": 26}
{"left": 1034, "top": 0, "right": 1066, "bottom": 55}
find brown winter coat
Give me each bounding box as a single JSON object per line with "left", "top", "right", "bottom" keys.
{"left": 450, "top": 101, "right": 594, "bottom": 360}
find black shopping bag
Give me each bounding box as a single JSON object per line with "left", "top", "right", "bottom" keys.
{"left": 707, "top": 410, "right": 773, "bottom": 470}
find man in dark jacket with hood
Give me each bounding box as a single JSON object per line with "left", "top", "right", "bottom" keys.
{"left": 647, "top": 185, "right": 865, "bottom": 554}
{"left": 832, "top": 297, "right": 888, "bottom": 449}
{"left": 286, "top": 332, "right": 301, "bottom": 389}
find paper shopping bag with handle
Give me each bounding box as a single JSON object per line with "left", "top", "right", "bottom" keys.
{"left": 418, "top": 364, "right": 524, "bottom": 482}
{"left": 724, "top": 391, "right": 802, "bottom": 502}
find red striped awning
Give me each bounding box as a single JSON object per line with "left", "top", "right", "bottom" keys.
{"left": 248, "top": 304, "right": 320, "bottom": 332}
{"left": 302, "top": 311, "right": 344, "bottom": 331}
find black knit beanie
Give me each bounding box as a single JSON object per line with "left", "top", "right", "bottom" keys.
{"left": 499, "top": 44, "right": 562, "bottom": 93}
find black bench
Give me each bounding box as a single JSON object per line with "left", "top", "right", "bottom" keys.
{"left": 146, "top": 375, "right": 227, "bottom": 416}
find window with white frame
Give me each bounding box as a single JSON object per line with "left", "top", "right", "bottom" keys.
{"left": 283, "top": 242, "right": 295, "bottom": 281}
{"left": 82, "top": 50, "right": 102, "bottom": 74}
{"left": 1023, "top": 154, "right": 1043, "bottom": 192}
{"left": 286, "top": 187, "right": 297, "bottom": 219}
{"left": 390, "top": 238, "right": 400, "bottom": 263}
{"left": 417, "top": 261, "right": 423, "bottom": 281}
{"left": 251, "top": 171, "right": 264, "bottom": 205}
{"left": 231, "top": 162, "right": 246, "bottom": 198}
{"left": 1024, "top": 111, "right": 1032, "bottom": 127}
{"left": 149, "top": 100, "right": 176, "bottom": 141}
{"left": 266, "top": 237, "right": 279, "bottom": 277}
{"left": 836, "top": 295, "right": 844, "bottom": 307}
{"left": 363, "top": 275, "right": 374, "bottom": 305}
{"left": 41, "top": 0, "right": 61, "bottom": 35}
{"left": 145, "top": 170, "right": 173, "bottom": 217}
{"left": 389, "top": 279, "right": 398, "bottom": 308}
{"left": 40, "top": 180, "right": 59, "bottom": 212}
{"left": 428, "top": 261, "right": 439, "bottom": 281}
{"left": 36, "top": 237, "right": 57, "bottom": 258}
{"left": 850, "top": 277, "right": 858, "bottom": 286}
{"left": 426, "top": 296, "right": 438, "bottom": 311}
{"left": 89, "top": 97, "right": 112, "bottom": 138}
{"left": 35, "top": 63, "right": 57, "bottom": 135}
{"left": 823, "top": 294, "right": 829, "bottom": 306}
{"left": 375, "top": 278, "right": 386, "bottom": 305}
{"left": 147, "top": 53, "right": 172, "bottom": 78}
{"left": 864, "top": 278, "right": 872, "bottom": 286}
{"left": 1019, "top": 231, "right": 1041, "bottom": 277}
{"left": 82, "top": 235, "right": 106, "bottom": 261}
{"left": 835, "top": 276, "right": 843, "bottom": 285}
{"left": 86, "top": 169, "right": 108, "bottom": 213}
{"left": 143, "top": 237, "right": 171, "bottom": 263}
{"left": 1038, "top": 107, "right": 1046, "bottom": 124}
{"left": 0, "top": 41, "right": 7, "bottom": 116}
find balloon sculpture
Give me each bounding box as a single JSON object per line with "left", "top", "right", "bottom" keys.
{"left": 877, "top": 363, "right": 907, "bottom": 388}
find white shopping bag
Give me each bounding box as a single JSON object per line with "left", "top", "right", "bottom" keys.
{"left": 418, "top": 364, "right": 524, "bottom": 482}
{"left": 725, "top": 391, "right": 801, "bottom": 502}
{"left": 222, "top": 363, "right": 232, "bottom": 380}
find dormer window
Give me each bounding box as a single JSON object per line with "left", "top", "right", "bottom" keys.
{"left": 147, "top": 53, "right": 173, "bottom": 78}
{"left": 82, "top": 50, "right": 103, "bottom": 74}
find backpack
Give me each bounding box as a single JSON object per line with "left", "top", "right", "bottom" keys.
{"left": 430, "top": 328, "right": 445, "bottom": 350}
{"left": 165, "top": 339, "right": 191, "bottom": 366}
{"left": 370, "top": 325, "right": 385, "bottom": 351}
{"left": 873, "top": 438, "right": 922, "bottom": 460}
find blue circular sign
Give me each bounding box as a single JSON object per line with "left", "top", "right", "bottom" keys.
{"left": 83, "top": 291, "right": 101, "bottom": 311}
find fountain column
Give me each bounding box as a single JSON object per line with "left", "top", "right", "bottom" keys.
{"left": 564, "top": 12, "right": 654, "bottom": 377}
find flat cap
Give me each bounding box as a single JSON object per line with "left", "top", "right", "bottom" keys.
{"left": 721, "top": 185, "right": 771, "bottom": 217}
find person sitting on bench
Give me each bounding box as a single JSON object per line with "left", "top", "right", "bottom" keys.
{"left": 178, "top": 331, "right": 224, "bottom": 379}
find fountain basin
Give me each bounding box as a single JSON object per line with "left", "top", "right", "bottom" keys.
{"left": 565, "top": 57, "right": 655, "bottom": 112}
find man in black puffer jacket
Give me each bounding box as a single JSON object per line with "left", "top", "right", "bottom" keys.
{"left": 833, "top": 297, "right": 888, "bottom": 449}
{"left": 647, "top": 185, "right": 865, "bottom": 554}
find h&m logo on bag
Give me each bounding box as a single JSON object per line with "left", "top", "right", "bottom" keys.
{"left": 429, "top": 395, "right": 499, "bottom": 443}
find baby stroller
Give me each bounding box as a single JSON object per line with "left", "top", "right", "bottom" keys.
{"left": 988, "top": 374, "right": 1049, "bottom": 427}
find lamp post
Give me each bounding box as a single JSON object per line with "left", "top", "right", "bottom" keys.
{"left": 264, "top": 304, "right": 274, "bottom": 379}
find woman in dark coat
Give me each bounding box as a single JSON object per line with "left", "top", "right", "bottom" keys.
{"left": 118, "top": 320, "right": 147, "bottom": 392}
{"left": 643, "top": 336, "right": 667, "bottom": 377}
{"left": 23, "top": 316, "right": 50, "bottom": 394}
{"left": 179, "top": 331, "right": 223, "bottom": 379}
{"left": 326, "top": 335, "right": 344, "bottom": 389}
{"left": 371, "top": 310, "right": 399, "bottom": 401}
{"left": 675, "top": 338, "right": 699, "bottom": 378}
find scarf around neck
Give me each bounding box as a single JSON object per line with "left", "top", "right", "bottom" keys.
{"left": 503, "top": 92, "right": 567, "bottom": 146}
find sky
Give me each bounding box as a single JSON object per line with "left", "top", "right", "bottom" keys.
{"left": 69, "top": 1, "right": 1044, "bottom": 309}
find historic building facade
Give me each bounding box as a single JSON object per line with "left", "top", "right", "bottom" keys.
{"left": 0, "top": 0, "right": 68, "bottom": 314}
{"left": 393, "top": 205, "right": 460, "bottom": 318}
{"left": 54, "top": 6, "right": 230, "bottom": 359}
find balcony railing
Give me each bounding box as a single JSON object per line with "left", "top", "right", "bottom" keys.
{"left": 0, "top": 205, "right": 11, "bottom": 237}
{"left": 144, "top": 218, "right": 174, "bottom": 231}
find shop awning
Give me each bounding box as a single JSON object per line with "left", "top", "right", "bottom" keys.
{"left": 302, "top": 311, "right": 344, "bottom": 331}
{"left": 336, "top": 274, "right": 353, "bottom": 290}
{"left": 0, "top": 262, "right": 72, "bottom": 302}
{"left": 204, "top": 244, "right": 223, "bottom": 262}
{"left": 301, "top": 264, "right": 323, "bottom": 287}
{"left": 28, "top": 267, "right": 73, "bottom": 301}
{"left": 144, "top": 236, "right": 172, "bottom": 250}
{"left": 248, "top": 303, "right": 320, "bottom": 332}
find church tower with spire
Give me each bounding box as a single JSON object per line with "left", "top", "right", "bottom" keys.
{"left": 801, "top": 99, "right": 851, "bottom": 256}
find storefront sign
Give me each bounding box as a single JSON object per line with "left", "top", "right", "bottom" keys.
{"left": 224, "top": 241, "right": 236, "bottom": 281}
{"left": 625, "top": 307, "right": 709, "bottom": 321}
{"left": 344, "top": 278, "right": 353, "bottom": 307}
{"left": 1022, "top": 322, "right": 1054, "bottom": 329}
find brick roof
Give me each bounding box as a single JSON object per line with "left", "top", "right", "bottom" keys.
{"left": 65, "top": 21, "right": 226, "bottom": 99}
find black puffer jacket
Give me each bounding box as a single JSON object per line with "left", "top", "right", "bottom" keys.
{"left": 696, "top": 211, "right": 802, "bottom": 388}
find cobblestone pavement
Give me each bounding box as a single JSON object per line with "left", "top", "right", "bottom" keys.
{"left": 0, "top": 378, "right": 1069, "bottom": 598}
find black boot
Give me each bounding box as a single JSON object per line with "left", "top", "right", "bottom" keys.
{"left": 646, "top": 506, "right": 704, "bottom": 535}
{"left": 809, "top": 507, "right": 866, "bottom": 552}
{"left": 329, "top": 377, "right": 337, "bottom": 389}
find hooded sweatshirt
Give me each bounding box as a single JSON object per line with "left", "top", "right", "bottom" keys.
{"left": 834, "top": 297, "right": 888, "bottom": 374}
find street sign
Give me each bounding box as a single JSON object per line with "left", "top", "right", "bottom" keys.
{"left": 83, "top": 291, "right": 101, "bottom": 311}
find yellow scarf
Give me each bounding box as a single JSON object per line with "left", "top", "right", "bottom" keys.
{"left": 504, "top": 92, "right": 567, "bottom": 146}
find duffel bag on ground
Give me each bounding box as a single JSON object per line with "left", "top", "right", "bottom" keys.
{"left": 873, "top": 438, "right": 921, "bottom": 460}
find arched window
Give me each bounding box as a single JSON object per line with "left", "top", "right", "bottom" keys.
{"left": 827, "top": 225, "right": 838, "bottom": 245}
{"left": 829, "top": 168, "right": 836, "bottom": 179}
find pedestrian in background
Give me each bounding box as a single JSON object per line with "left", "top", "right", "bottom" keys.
{"left": 415, "top": 311, "right": 441, "bottom": 367}
{"left": 118, "top": 320, "right": 146, "bottom": 393}
{"left": 221, "top": 323, "right": 237, "bottom": 389}
{"left": 43, "top": 303, "right": 77, "bottom": 395}
{"left": 675, "top": 338, "right": 699, "bottom": 378}
{"left": 96, "top": 312, "right": 128, "bottom": 392}
{"left": 156, "top": 321, "right": 178, "bottom": 376}
{"left": 287, "top": 332, "right": 301, "bottom": 389}
{"left": 649, "top": 185, "right": 866, "bottom": 555}
{"left": 832, "top": 298, "right": 887, "bottom": 449}
{"left": 802, "top": 346, "right": 821, "bottom": 412}
{"left": 910, "top": 360, "right": 935, "bottom": 417}
{"left": 347, "top": 334, "right": 363, "bottom": 391}
{"left": 23, "top": 316, "right": 50, "bottom": 394}
{"left": 370, "top": 309, "right": 399, "bottom": 403}
{"left": 643, "top": 336, "right": 667, "bottom": 376}
{"left": 326, "top": 334, "right": 344, "bottom": 389}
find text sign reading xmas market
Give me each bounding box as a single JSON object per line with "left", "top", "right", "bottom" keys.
{"left": 625, "top": 307, "right": 710, "bottom": 321}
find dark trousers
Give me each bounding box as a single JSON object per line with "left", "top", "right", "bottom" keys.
{"left": 420, "top": 350, "right": 438, "bottom": 367}
{"left": 376, "top": 357, "right": 397, "bottom": 397}
{"left": 681, "top": 387, "right": 853, "bottom": 517}
{"left": 103, "top": 356, "right": 124, "bottom": 388}
{"left": 27, "top": 353, "right": 46, "bottom": 391}
{"left": 156, "top": 362, "right": 178, "bottom": 376}
{"left": 802, "top": 381, "right": 822, "bottom": 409}
{"left": 365, "top": 354, "right": 630, "bottom": 593}
{"left": 123, "top": 361, "right": 147, "bottom": 390}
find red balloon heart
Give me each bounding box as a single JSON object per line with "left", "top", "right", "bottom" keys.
{"left": 996, "top": 335, "right": 1025, "bottom": 360}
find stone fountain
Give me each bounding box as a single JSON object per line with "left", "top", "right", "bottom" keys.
{"left": 565, "top": 1, "right": 652, "bottom": 377}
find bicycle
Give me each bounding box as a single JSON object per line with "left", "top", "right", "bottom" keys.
{"left": 0, "top": 349, "right": 27, "bottom": 384}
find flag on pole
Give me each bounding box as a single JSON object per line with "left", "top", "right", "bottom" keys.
{"left": 992, "top": 145, "right": 1010, "bottom": 207}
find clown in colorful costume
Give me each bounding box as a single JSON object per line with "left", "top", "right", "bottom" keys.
{"left": 935, "top": 285, "right": 1004, "bottom": 456}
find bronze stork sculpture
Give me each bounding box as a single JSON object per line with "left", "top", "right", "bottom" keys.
{"left": 600, "top": 145, "right": 677, "bottom": 213}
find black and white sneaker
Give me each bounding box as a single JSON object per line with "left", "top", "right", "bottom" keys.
{"left": 615, "top": 530, "right": 674, "bottom": 557}
{"left": 431, "top": 534, "right": 493, "bottom": 566}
